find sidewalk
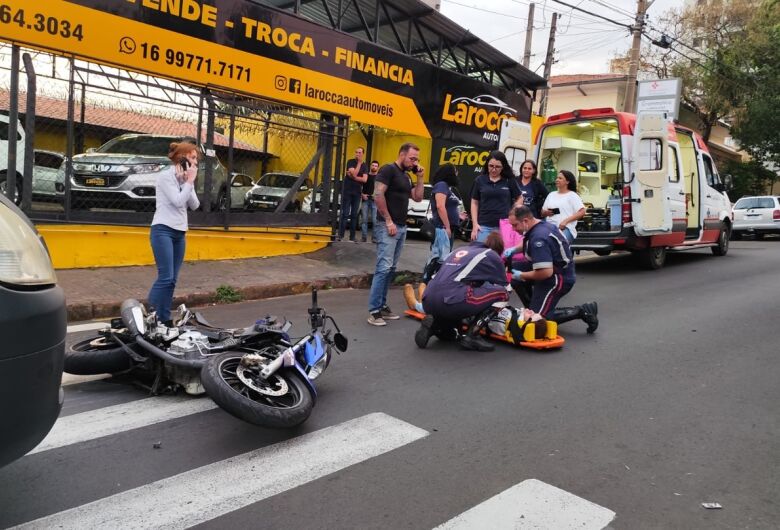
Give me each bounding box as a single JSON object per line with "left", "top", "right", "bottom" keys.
{"left": 60, "top": 238, "right": 434, "bottom": 322}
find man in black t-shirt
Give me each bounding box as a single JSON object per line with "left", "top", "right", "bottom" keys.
{"left": 367, "top": 143, "right": 425, "bottom": 326}
{"left": 338, "top": 147, "right": 368, "bottom": 242}
{"left": 360, "top": 160, "right": 379, "bottom": 243}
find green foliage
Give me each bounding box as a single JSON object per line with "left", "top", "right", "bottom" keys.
{"left": 215, "top": 284, "right": 243, "bottom": 304}
{"left": 726, "top": 0, "right": 780, "bottom": 166}
{"left": 723, "top": 159, "right": 778, "bottom": 200}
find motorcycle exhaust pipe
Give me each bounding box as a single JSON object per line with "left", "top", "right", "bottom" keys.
{"left": 120, "top": 299, "right": 146, "bottom": 337}
{"left": 134, "top": 336, "right": 206, "bottom": 370}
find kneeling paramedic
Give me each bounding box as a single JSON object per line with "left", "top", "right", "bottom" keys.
{"left": 415, "top": 231, "right": 509, "bottom": 351}
{"left": 506, "top": 206, "right": 598, "bottom": 333}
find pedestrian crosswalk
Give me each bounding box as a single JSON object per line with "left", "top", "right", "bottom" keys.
{"left": 17, "top": 413, "right": 428, "bottom": 529}
{"left": 30, "top": 396, "right": 219, "bottom": 455}
{"left": 7, "top": 378, "right": 616, "bottom": 529}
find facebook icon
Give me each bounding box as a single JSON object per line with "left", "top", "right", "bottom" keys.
{"left": 288, "top": 78, "right": 302, "bottom": 94}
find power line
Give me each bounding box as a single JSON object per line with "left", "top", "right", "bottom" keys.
{"left": 549, "top": 0, "right": 633, "bottom": 30}
{"left": 445, "top": 0, "right": 528, "bottom": 20}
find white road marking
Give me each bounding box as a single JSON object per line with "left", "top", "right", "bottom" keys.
{"left": 29, "top": 396, "right": 219, "bottom": 455}
{"left": 17, "top": 413, "right": 428, "bottom": 530}
{"left": 434, "top": 479, "right": 616, "bottom": 530}
{"left": 66, "top": 322, "right": 109, "bottom": 334}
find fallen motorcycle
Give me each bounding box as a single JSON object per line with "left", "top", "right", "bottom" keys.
{"left": 64, "top": 289, "right": 348, "bottom": 428}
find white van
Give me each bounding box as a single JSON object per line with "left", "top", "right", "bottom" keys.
{"left": 500, "top": 108, "right": 732, "bottom": 269}
{"left": 0, "top": 113, "right": 26, "bottom": 204}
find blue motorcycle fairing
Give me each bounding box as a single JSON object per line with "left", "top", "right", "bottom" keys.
{"left": 303, "top": 334, "right": 325, "bottom": 368}
{"left": 291, "top": 360, "right": 317, "bottom": 402}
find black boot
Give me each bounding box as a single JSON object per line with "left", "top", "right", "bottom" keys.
{"left": 548, "top": 306, "right": 583, "bottom": 324}
{"left": 581, "top": 301, "right": 599, "bottom": 334}
{"left": 415, "top": 315, "right": 435, "bottom": 348}
{"left": 459, "top": 333, "right": 494, "bottom": 351}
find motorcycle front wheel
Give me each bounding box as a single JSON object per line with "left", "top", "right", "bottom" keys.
{"left": 64, "top": 336, "right": 135, "bottom": 375}
{"left": 201, "top": 351, "right": 314, "bottom": 428}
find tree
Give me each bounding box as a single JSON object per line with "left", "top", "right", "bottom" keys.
{"left": 614, "top": 1, "right": 758, "bottom": 142}
{"left": 725, "top": 0, "right": 780, "bottom": 167}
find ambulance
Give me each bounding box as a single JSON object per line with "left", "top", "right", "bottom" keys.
{"left": 499, "top": 108, "right": 732, "bottom": 269}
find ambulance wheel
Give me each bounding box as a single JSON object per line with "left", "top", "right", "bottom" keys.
{"left": 711, "top": 225, "right": 730, "bottom": 256}
{"left": 637, "top": 246, "right": 666, "bottom": 270}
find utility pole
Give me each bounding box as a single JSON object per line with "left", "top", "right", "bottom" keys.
{"left": 522, "top": 2, "right": 535, "bottom": 68}
{"left": 624, "top": 0, "right": 652, "bottom": 113}
{"left": 538, "top": 12, "right": 558, "bottom": 117}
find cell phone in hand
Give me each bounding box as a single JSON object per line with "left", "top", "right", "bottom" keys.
{"left": 179, "top": 159, "right": 190, "bottom": 171}
{"left": 410, "top": 165, "right": 420, "bottom": 174}
{"left": 550, "top": 207, "right": 561, "bottom": 214}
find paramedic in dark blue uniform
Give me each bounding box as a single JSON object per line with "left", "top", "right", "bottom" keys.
{"left": 508, "top": 206, "right": 599, "bottom": 333}
{"left": 415, "top": 231, "right": 509, "bottom": 351}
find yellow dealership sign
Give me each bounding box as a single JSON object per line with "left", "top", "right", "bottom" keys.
{"left": 0, "top": 0, "right": 430, "bottom": 137}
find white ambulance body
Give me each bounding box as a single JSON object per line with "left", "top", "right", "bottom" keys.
{"left": 500, "top": 108, "right": 732, "bottom": 269}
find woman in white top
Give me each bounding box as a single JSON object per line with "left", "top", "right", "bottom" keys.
{"left": 541, "top": 170, "right": 585, "bottom": 243}
{"left": 147, "top": 141, "right": 200, "bottom": 325}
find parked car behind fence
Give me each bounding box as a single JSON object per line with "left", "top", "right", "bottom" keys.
{"left": 66, "top": 133, "right": 229, "bottom": 211}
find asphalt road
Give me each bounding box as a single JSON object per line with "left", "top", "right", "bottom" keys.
{"left": 1, "top": 240, "right": 778, "bottom": 529}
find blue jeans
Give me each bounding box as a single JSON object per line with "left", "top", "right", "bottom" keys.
{"left": 361, "top": 198, "right": 377, "bottom": 241}
{"left": 368, "top": 223, "right": 407, "bottom": 313}
{"left": 338, "top": 192, "right": 362, "bottom": 240}
{"left": 422, "top": 227, "right": 453, "bottom": 282}
{"left": 148, "top": 224, "right": 186, "bottom": 322}
{"left": 476, "top": 224, "right": 498, "bottom": 242}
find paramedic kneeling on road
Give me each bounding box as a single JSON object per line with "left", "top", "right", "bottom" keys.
{"left": 415, "top": 232, "right": 509, "bottom": 352}
{"left": 508, "top": 206, "right": 599, "bottom": 334}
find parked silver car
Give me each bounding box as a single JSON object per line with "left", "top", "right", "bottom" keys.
{"left": 245, "top": 172, "right": 312, "bottom": 212}
{"left": 731, "top": 195, "right": 780, "bottom": 239}
{"left": 67, "top": 134, "right": 229, "bottom": 211}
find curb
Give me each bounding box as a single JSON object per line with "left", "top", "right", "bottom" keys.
{"left": 66, "top": 270, "right": 423, "bottom": 322}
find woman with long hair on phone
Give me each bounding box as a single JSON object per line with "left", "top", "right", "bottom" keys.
{"left": 147, "top": 141, "right": 200, "bottom": 325}
{"left": 540, "top": 169, "right": 585, "bottom": 243}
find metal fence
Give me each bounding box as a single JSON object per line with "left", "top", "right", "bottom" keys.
{"left": 0, "top": 44, "right": 347, "bottom": 230}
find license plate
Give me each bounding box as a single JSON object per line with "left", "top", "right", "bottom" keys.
{"left": 85, "top": 177, "right": 106, "bottom": 186}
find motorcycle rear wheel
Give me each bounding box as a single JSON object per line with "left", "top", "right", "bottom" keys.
{"left": 64, "top": 336, "right": 135, "bottom": 375}
{"left": 201, "top": 351, "right": 313, "bottom": 428}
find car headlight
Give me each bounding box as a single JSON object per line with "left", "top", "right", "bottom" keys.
{"left": 128, "top": 164, "right": 167, "bottom": 174}
{"left": 0, "top": 203, "right": 57, "bottom": 286}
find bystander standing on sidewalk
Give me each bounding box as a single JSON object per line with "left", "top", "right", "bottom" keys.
{"left": 361, "top": 160, "right": 379, "bottom": 243}
{"left": 338, "top": 147, "right": 368, "bottom": 242}
{"left": 367, "top": 143, "right": 425, "bottom": 326}
{"left": 148, "top": 141, "right": 200, "bottom": 325}
{"left": 421, "top": 163, "right": 463, "bottom": 283}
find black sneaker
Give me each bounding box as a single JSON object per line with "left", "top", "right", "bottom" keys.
{"left": 582, "top": 301, "right": 599, "bottom": 334}
{"left": 415, "top": 315, "right": 435, "bottom": 348}
{"left": 361, "top": 237, "right": 368, "bottom": 243}
{"left": 367, "top": 312, "right": 387, "bottom": 326}
{"left": 459, "top": 334, "right": 494, "bottom": 352}
{"left": 380, "top": 306, "right": 400, "bottom": 320}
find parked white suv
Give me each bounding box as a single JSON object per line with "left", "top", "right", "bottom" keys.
{"left": 732, "top": 195, "right": 780, "bottom": 239}
{"left": 67, "top": 133, "right": 229, "bottom": 211}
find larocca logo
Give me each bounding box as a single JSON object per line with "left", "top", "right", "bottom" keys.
{"left": 441, "top": 93, "right": 517, "bottom": 132}
{"left": 438, "top": 145, "right": 490, "bottom": 167}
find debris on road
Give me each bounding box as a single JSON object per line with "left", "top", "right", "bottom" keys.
{"left": 701, "top": 502, "right": 722, "bottom": 509}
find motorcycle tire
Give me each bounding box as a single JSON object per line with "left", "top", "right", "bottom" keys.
{"left": 201, "top": 351, "right": 314, "bottom": 428}
{"left": 64, "top": 336, "right": 135, "bottom": 375}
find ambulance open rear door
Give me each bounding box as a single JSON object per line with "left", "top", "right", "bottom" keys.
{"left": 499, "top": 119, "right": 532, "bottom": 175}
{"left": 631, "top": 112, "right": 672, "bottom": 236}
